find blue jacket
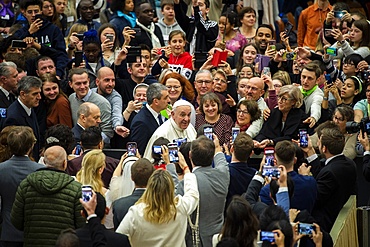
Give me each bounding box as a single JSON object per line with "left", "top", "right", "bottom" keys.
{"left": 259, "top": 171, "right": 317, "bottom": 213}
{"left": 13, "top": 20, "right": 68, "bottom": 79}
{"left": 227, "top": 161, "right": 256, "bottom": 207}
{"left": 110, "top": 13, "right": 133, "bottom": 46}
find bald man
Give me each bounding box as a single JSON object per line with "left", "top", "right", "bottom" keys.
{"left": 11, "top": 145, "right": 85, "bottom": 246}
{"left": 72, "top": 102, "right": 102, "bottom": 143}
{"left": 239, "top": 77, "right": 268, "bottom": 138}
{"left": 92, "top": 67, "right": 129, "bottom": 139}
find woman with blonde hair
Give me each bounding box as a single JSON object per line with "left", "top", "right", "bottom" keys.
{"left": 116, "top": 154, "right": 199, "bottom": 247}
{"left": 66, "top": 23, "right": 88, "bottom": 59}
{"left": 76, "top": 149, "right": 106, "bottom": 195}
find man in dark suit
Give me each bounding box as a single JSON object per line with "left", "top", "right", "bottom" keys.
{"left": 112, "top": 158, "right": 155, "bottom": 229}
{"left": 78, "top": 192, "right": 129, "bottom": 247}
{"left": 177, "top": 136, "right": 229, "bottom": 247}
{"left": 226, "top": 132, "right": 256, "bottom": 207}
{"left": 300, "top": 127, "right": 357, "bottom": 232}
{"left": 67, "top": 126, "right": 119, "bottom": 188}
{"left": 0, "top": 62, "right": 18, "bottom": 127}
{"left": 130, "top": 83, "right": 169, "bottom": 155}
{"left": 72, "top": 102, "right": 102, "bottom": 144}
{"left": 259, "top": 141, "right": 317, "bottom": 213}
{"left": 0, "top": 126, "right": 43, "bottom": 247}
{"left": 3, "top": 76, "right": 42, "bottom": 160}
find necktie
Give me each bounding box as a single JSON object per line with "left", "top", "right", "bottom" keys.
{"left": 158, "top": 114, "right": 163, "bottom": 125}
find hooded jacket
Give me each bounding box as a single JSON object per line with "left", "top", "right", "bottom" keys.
{"left": 11, "top": 167, "right": 85, "bottom": 247}
{"left": 156, "top": 18, "right": 184, "bottom": 46}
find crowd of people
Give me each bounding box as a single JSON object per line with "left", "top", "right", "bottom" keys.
{"left": 0, "top": 0, "right": 369, "bottom": 246}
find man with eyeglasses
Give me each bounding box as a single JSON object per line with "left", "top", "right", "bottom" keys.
{"left": 238, "top": 77, "right": 268, "bottom": 138}
{"left": 75, "top": 0, "right": 101, "bottom": 30}
{"left": 192, "top": 69, "right": 231, "bottom": 117}
{"left": 13, "top": 0, "right": 68, "bottom": 80}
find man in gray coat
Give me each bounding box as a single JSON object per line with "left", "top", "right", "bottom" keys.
{"left": 0, "top": 126, "right": 43, "bottom": 247}
{"left": 177, "top": 135, "right": 229, "bottom": 247}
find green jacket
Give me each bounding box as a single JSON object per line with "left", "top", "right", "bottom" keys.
{"left": 11, "top": 167, "right": 85, "bottom": 246}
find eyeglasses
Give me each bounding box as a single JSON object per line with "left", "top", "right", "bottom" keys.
{"left": 166, "top": 85, "right": 181, "bottom": 90}
{"left": 80, "top": 6, "right": 94, "bottom": 11}
{"left": 343, "top": 62, "right": 355, "bottom": 66}
{"left": 195, "top": 80, "right": 213, "bottom": 85}
{"left": 237, "top": 109, "right": 249, "bottom": 115}
{"left": 245, "top": 85, "right": 261, "bottom": 92}
{"left": 214, "top": 77, "right": 227, "bottom": 84}
{"left": 278, "top": 96, "right": 292, "bottom": 103}
{"left": 333, "top": 115, "right": 344, "bottom": 122}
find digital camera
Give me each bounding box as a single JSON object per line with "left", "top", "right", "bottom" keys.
{"left": 346, "top": 118, "right": 370, "bottom": 135}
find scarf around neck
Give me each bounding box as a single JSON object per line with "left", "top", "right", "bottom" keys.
{"left": 117, "top": 11, "right": 136, "bottom": 28}
{"left": 136, "top": 20, "right": 161, "bottom": 48}
{"left": 301, "top": 85, "right": 318, "bottom": 97}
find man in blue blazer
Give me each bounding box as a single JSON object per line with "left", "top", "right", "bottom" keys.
{"left": 3, "top": 76, "right": 42, "bottom": 161}
{"left": 112, "top": 158, "right": 155, "bottom": 230}
{"left": 0, "top": 126, "right": 43, "bottom": 247}
{"left": 130, "top": 83, "right": 169, "bottom": 155}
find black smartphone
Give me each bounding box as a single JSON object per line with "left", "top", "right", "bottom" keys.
{"left": 127, "top": 142, "right": 137, "bottom": 156}
{"left": 74, "top": 51, "right": 83, "bottom": 67}
{"left": 132, "top": 27, "right": 141, "bottom": 37}
{"left": 82, "top": 185, "right": 92, "bottom": 202}
{"left": 34, "top": 14, "right": 43, "bottom": 21}
{"left": 203, "top": 127, "right": 213, "bottom": 141}
{"left": 11, "top": 40, "right": 27, "bottom": 48}
{"left": 298, "top": 223, "right": 315, "bottom": 235}
{"left": 260, "top": 231, "right": 275, "bottom": 243}
{"left": 106, "top": 34, "right": 114, "bottom": 42}
{"left": 74, "top": 33, "right": 84, "bottom": 41}
{"left": 284, "top": 22, "right": 293, "bottom": 36}
{"left": 153, "top": 145, "right": 162, "bottom": 154}
{"left": 299, "top": 129, "right": 309, "bottom": 148}
{"left": 264, "top": 147, "right": 275, "bottom": 166}
{"left": 168, "top": 143, "right": 179, "bottom": 162}
{"left": 126, "top": 46, "right": 142, "bottom": 63}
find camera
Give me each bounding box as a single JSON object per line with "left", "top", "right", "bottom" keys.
{"left": 283, "top": 52, "right": 297, "bottom": 60}
{"left": 346, "top": 118, "right": 370, "bottom": 135}
{"left": 298, "top": 223, "right": 315, "bottom": 235}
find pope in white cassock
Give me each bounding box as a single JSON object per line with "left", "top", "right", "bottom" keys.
{"left": 143, "top": 100, "right": 197, "bottom": 161}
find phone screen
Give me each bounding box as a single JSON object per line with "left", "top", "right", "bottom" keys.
{"left": 298, "top": 223, "right": 314, "bottom": 235}
{"left": 204, "top": 127, "right": 213, "bottom": 140}
{"left": 127, "top": 142, "right": 137, "bottom": 156}
{"left": 260, "top": 231, "right": 275, "bottom": 242}
{"left": 232, "top": 127, "right": 240, "bottom": 142}
{"left": 168, "top": 144, "right": 179, "bottom": 162}
{"left": 153, "top": 145, "right": 162, "bottom": 154}
{"left": 75, "top": 144, "right": 82, "bottom": 155}
{"left": 262, "top": 166, "right": 280, "bottom": 178}
{"left": 264, "top": 148, "right": 275, "bottom": 166}
{"left": 0, "top": 108, "right": 6, "bottom": 118}
{"left": 174, "top": 138, "right": 187, "bottom": 147}
{"left": 299, "top": 129, "right": 308, "bottom": 148}
{"left": 82, "top": 185, "right": 92, "bottom": 202}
